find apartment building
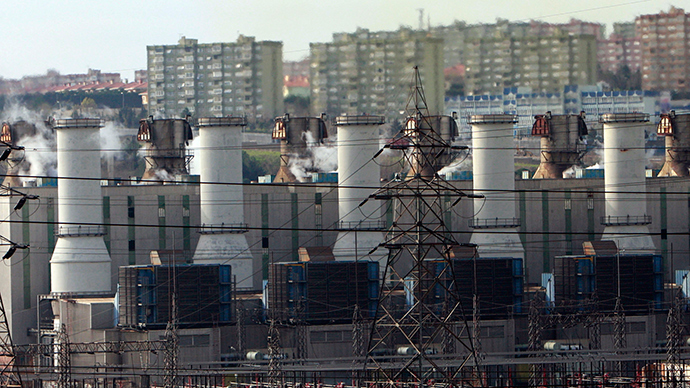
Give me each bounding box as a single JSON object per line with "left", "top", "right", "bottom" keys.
{"left": 147, "top": 36, "right": 283, "bottom": 123}
{"left": 432, "top": 19, "right": 599, "bottom": 95}
{"left": 309, "top": 28, "right": 444, "bottom": 120}
{"left": 636, "top": 7, "right": 690, "bottom": 92}
{"left": 597, "top": 23, "right": 641, "bottom": 73}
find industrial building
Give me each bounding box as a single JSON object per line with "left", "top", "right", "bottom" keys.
{"left": 146, "top": 36, "right": 284, "bottom": 123}
{"left": 1, "top": 104, "right": 690, "bottom": 386}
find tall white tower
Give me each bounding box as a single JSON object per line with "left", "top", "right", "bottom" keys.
{"left": 333, "top": 115, "right": 385, "bottom": 263}
{"left": 469, "top": 114, "right": 524, "bottom": 258}
{"left": 192, "top": 117, "right": 253, "bottom": 289}
{"left": 600, "top": 113, "right": 655, "bottom": 252}
{"left": 50, "top": 119, "right": 111, "bottom": 294}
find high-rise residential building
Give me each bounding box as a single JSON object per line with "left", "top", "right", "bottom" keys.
{"left": 147, "top": 36, "right": 283, "bottom": 123}
{"left": 636, "top": 7, "right": 690, "bottom": 92}
{"left": 432, "top": 19, "right": 599, "bottom": 95}
{"left": 309, "top": 28, "right": 444, "bottom": 120}
{"left": 597, "top": 23, "right": 641, "bottom": 73}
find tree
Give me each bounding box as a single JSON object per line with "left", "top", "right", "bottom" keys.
{"left": 597, "top": 65, "right": 641, "bottom": 90}
{"left": 117, "top": 107, "right": 137, "bottom": 128}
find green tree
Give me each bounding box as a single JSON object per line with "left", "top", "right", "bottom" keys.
{"left": 242, "top": 149, "right": 280, "bottom": 183}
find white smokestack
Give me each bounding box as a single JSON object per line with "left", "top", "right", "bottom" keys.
{"left": 468, "top": 114, "right": 524, "bottom": 259}
{"left": 192, "top": 117, "right": 253, "bottom": 289}
{"left": 50, "top": 118, "right": 111, "bottom": 294}
{"left": 333, "top": 115, "right": 385, "bottom": 263}
{"left": 600, "top": 113, "right": 655, "bottom": 252}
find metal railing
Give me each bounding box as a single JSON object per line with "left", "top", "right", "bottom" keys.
{"left": 336, "top": 220, "right": 387, "bottom": 231}
{"left": 335, "top": 115, "right": 385, "bottom": 126}
{"left": 55, "top": 225, "right": 106, "bottom": 237}
{"left": 600, "top": 215, "right": 652, "bottom": 226}
{"left": 198, "top": 223, "right": 249, "bottom": 234}
{"left": 469, "top": 217, "right": 521, "bottom": 229}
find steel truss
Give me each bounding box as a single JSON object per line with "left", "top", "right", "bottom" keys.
{"left": 364, "top": 67, "right": 478, "bottom": 387}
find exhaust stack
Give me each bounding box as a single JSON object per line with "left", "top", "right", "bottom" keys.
{"left": 405, "top": 114, "right": 458, "bottom": 179}
{"left": 468, "top": 114, "right": 524, "bottom": 259}
{"left": 0, "top": 121, "right": 46, "bottom": 187}
{"left": 137, "top": 117, "right": 193, "bottom": 182}
{"left": 192, "top": 117, "right": 253, "bottom": 289}
{"left": 272, "top": 114, "right": 328, "bottom": 182}
{"left": 600, "top": 113, "right": 655, "bottom": 252}
{"left": 657, "top": 111, "right": 690, "bottom": 177}
{"left": 50, "top": 119, "right": 111, "bottom": 294}
{"left": 531, "top": 112, "right": 588, "bottom": 179}
{"left": 333, "top": 115, "right": 386, "bottom": 262}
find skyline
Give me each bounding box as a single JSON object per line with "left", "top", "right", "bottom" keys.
{"left": 0, "top": 0, "right": 676, "bottom": 81}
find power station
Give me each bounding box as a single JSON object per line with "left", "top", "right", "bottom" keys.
{"left": 1, "top": 104, "right": 689, "bottom": 386}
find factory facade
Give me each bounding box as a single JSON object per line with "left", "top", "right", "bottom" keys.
{"left": 146, "top": 36, "right": 283, "bottom": 123}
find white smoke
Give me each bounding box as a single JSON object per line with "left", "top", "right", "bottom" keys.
{"left": 563, "top": 166, "right": 578, "bottom": 178}
{"left": 100, "top": 121, "right": 130, "bottom": 160}
{"left": 590, "top": 139, "right": 604, "bottom": 168}
{"left": 1, "top": 101, "right": 58, "bottom": 183}
{"left": 288, "top": 131, "right": 337, "bottom": 182}
{"left": 154, "top": 169, "right": 175, "bottom": 183}
{"left": 437, "top": 153, "right": 472, "bottom": 178}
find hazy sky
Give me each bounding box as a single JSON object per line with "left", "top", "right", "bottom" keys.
{"left": 0, "top": 0, "right": 677, "bottom": 81}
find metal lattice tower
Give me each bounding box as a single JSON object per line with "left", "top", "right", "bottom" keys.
{"left": 364, "top": 67, "right": 477, "bottom": 387}
{"left": 352, "top": 304, "right": 365, "bottom": 388}
{"left": 528, "top": 295, "right": 543, "bottom": 388}
{"left": 56, "top": 324, "right": 71, "bottom": 388}
{"left": 236, "top": 306, "right": 246, "bottom": 354}
{"left": 667, "top": 290, "right": 684, "bottom": 388}
{"left": 294, "top": 299, "right": 307, "bottom": 361}
{"left": 352, "top": 304, "right": 364, "bottom": 359}
{"left": 0, "top": 292, "right": 22, "bottom": 388}
{"left": 612, "top": 297, "right": 626, "bottom": 375}
{"left": 440, "top": 298, "right": 455, "bottom": 356}
{"left": 472, "top": 295, "right": 482, "bottom": 358}
{"left": 586, "top": 295, "right": 601, "bottom": 350}
{"left": 163, "top": 277, "right": 179, "bottom": 388}
{"left": 267, "top": 319, "right": 283, "bottom": 387}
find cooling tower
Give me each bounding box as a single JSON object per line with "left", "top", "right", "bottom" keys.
{"left": 137, "top": 117, "right": 193, "bottom": 182}
{"left": 600, "top": 113, "right": 655, "bottom": 252}
{"left": 50, "top": 118, "right": 111, "bottom": 294}
{"left": 468, "top": 114, "right": 524, "bottom": 259}
{"left": 657, "top": 111, "right": 690, "bottom": 177}
{"left": 333, "top": 115, "right": 386, "bottom": 262}
{"left": 272, "top": 114, "right": 328, "bottom": 183}
{"left": 532, "top": 112, "right": 588, "bottom": 179}
{"left": 192, "top": 117, "right": 253, "bottom": 289}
